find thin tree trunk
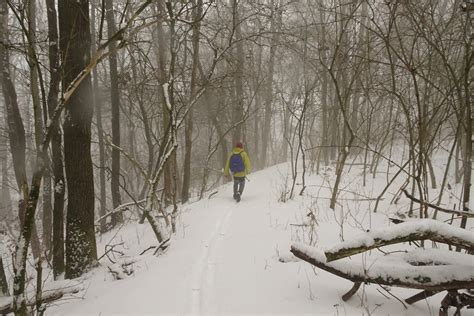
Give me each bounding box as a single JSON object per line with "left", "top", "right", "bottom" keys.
{"left": 46, "top": 0, "right": 65, "bottom": 277}
{"left": 25, "top": 0, "right": 52, "bottom": 256}
{"left": 90, "top": 0, "right": 107, "bottom": 234}
{"left": 459, "top": 54, "right": 472, "bottom": 230}
{"left": 182, "top": 0, "right": 203, "bottom": 203}
{"left": 0, "top": 120, "right": 12, "bottom": 220}
{"left": 0, "top": 257, "right": 8, "bottom": 296}
{"left": 260, "top": 0, "right": 279, "bottom": 168}
{"left": 154, "top": 1, "right": 176, "bottom": 206}
{"left": 319, "top": 7, "right": 329, "bottom": 167}
{"left": 231, "top": 0, "right": 244, "bottom": 144}
{"left": 105, "top": 0, "right": 123, "bottom": 226}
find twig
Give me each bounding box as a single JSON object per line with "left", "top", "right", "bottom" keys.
{"left": 377, "top": 285, "right": 407, "bottom": 309}
{"left": 153, "top": 237, "right": 171, "bottom": 256}
{"left": 139, "top": 246, "right": 156, "bottom": 256}
{"left": 402, "top": 189, "right": 474, "bottom": 218}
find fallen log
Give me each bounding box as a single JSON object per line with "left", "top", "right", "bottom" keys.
{"left": 291, "top": 243, "right": 474, "bottom": 293}
{"left": 0, "top": 286, "right": 81, "bottom": 314}
{"left": 324, "top": 219, "right": 474, "bottom": 262}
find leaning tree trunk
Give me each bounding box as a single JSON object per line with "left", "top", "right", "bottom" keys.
{"left": 59, "top": 0, "right": 97, "bottom": 279}
{"left": 105, "top": 0, "right": 123, "bottom": 226}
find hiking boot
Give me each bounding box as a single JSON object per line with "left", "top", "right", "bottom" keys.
{"left": 236, "top": 192, "right": 241, "bottom": 202}
{"left": 233, "top": 193, "right": 238, "bottom": 200}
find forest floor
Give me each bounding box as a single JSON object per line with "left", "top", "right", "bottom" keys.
{"left": 9, "top": 154, "right": 474, "bottom": 315}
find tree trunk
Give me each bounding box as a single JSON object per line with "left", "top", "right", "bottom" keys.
{"left": 46, "top": 0, "right": 65, "bottom": 278}
{"left": 260, "top": 1, "right": 279, "bottom": 168}
{"left": 105, "top": 0, "right": 123, "bottom": 226}
{"left": 0, "top": 1, "right": 27, "bottom": 204}
{"left": 0, "top": 119, "right": 12, "bottom": 220}
{"left": 154, "top": 1, "right": 177, "bottom": 206}
{"left": 24, "top": 0, "right": 52, "bottom": 256}
{"left": 181, "top": 0, "right": 203, "bottom": 203}
{"left": 0, "top": 0, "right": 41, "bottom": 260}
{"left": 318, "top": 7, "right": 329, "bottom": 167}
{"left": 459, "top": 57, "right": 472, "bottom": 230}
{"left": 59, "top": 0, "right": 97, "bottom": 279}
{"left": 90, "top": 0, "right": 107, "bottom": 234}
{"left": 0, "top": 257, "right": 8, "bottom": 296}
{"left": 231, "top": 0, "right": 244, "bottom": 144}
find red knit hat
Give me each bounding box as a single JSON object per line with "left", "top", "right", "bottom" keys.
{"left": 236, "top": 142, "right": 243, "bottom": 148}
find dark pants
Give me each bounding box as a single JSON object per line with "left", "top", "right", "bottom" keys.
{"left": 233, "top": 176, "right": 245, "bottom": 196}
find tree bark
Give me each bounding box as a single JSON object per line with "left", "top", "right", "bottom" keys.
{"left": 59, "top": 0, "right": 97, "bottom": 279}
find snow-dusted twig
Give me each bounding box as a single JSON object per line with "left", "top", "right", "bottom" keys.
{"left": 95, "top": 199, "right": 146, "bottom": 224}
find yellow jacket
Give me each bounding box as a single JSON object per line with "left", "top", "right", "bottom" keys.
{"left": 224, "top": 147, "right": 251, "bottom": 178}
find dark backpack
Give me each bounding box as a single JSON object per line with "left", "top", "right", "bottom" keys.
{"left": 229, "top": 153, "right": 245, "bottom": 173}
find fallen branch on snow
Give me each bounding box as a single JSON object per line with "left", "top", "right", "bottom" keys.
{"left": 291, "top": 243, "right": 474, "bottom": 291}
{"left": 324, "top": 219, "right": 474, "bottom": 262}
{"left": 0, "top": 285, "right": 82, "bottom": 314}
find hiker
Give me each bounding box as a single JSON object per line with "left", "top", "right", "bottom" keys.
{"left": 224, "top": 141, "right": 251, "bottom": 202}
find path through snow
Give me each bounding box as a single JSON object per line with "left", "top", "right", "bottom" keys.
{"left": 47, "top": 164, "right": 462, "bottom": 315}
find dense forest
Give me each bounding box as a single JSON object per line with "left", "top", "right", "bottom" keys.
{"left": 0, "top": 0, "right": 472, "bottom": 315}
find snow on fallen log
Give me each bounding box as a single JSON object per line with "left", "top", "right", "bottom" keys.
{"left": 291, "top": 243, "right": 474, "bottom": 291}
{"left": 324, "top": 219, "right": 474, "bottom": 262}
{"left": 0, "top": 280, "right": 83, "bottom": 314}
{"left": 402, "top": 248, "right": 474, "bottom": 267}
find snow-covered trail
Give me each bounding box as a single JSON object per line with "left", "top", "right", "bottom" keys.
{"left": 189, "top": 197, "right": 233, "bottom": 315}
{"left": 188, "top": 169, "right": 317, "bottom": 315}
{"left": 49, "top": 166, "right": 316, "bottom": 315}
{"left": 47, "top": 163, "right": 449, "bottom": 315}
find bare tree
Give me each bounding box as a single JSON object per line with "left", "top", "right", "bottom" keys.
{"left": 59, "top": 0, "right": 98, "bottom": 279}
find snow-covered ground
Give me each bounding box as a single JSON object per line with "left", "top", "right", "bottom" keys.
{"left": 3, "top": 155, "right": 473, "bottom": 315}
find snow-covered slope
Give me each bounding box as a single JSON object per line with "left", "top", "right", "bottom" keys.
{"left": 45, "top": 162, "right": 473, "bottom": 315}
